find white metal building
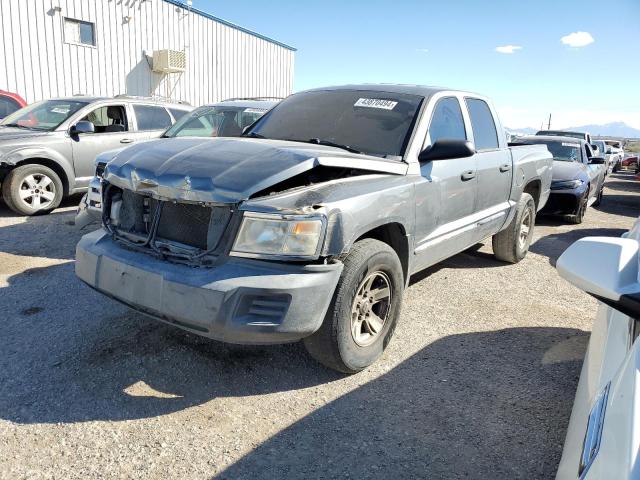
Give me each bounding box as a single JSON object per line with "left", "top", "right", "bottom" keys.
{"left": 0, "top": 0, "right": 295, "bottom": 105}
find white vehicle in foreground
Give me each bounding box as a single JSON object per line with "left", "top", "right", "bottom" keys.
{"left": 555, "top": 221, "right": 640, "bottom": 479}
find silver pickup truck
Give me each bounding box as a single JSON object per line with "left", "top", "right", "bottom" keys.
{"left": 76, "top": 85, "right": 552, "bottom": 373}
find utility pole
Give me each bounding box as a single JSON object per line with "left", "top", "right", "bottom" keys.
{"left": 547, "top": 114, "right": 552, "bottom": 130}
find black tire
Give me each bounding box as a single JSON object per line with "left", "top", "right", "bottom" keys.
{"left": 593, "top": 184, "right": 604, "bottom": 207}
{"left": 303, "top": 238, "right": 404, "bottom": 374}
{"left": 1, "top": 164, "right": 63, "bottom": 216}
{"left": 567, "top": 190, "right": 588, "bottom": 224}
{"left": 492, "top": 192, "right": 535, "bottom": 264}
{"left": 612, "top": 163, "right": 619, "bottom": 173}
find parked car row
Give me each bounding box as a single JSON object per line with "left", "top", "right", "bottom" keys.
{"left": 520, "top": 134, "right": 607, "bottom": 223}
{"left": 536, "top": 129, "right": 626, "bottom": 174}
{"left": 0, "top": 95, "right": 279, "bottom": 216}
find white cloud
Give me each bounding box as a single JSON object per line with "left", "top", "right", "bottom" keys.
{"left": 495, "top": 45, "right": 522, "bottom": 54}
{"left": 416, "top": 48, "right": 429, "bottom": 53}
{"left": 560, "top": 31, "right": 594, "bottom": 48}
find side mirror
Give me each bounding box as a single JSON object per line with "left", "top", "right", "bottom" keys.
{"left": 71, "top": 120, "right": 95, "bottom": 135}
{"left": 557, "top": 237, "right": 640, "bottom": 317}
{"left": 589, "top": 157, "right": 605, "bottom": 165}
{"left": 419, "top": 139, "right": 476, "bottom": 162}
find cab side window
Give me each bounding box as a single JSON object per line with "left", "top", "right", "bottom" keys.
{"left": 133, "top": 105, "right": 172, "bottom": 131}
{"left": 428, "top": 97, "right": 467, "bottom": 144}
{"left": 465, "top": 98, "right": 499, "bottom": 150}
{"left": 81, "top": 105, "right": 128, "bottom": 133}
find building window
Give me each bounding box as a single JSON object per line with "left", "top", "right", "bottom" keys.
{"left": 64, "top": 18, "right": 95, "bottom": 46}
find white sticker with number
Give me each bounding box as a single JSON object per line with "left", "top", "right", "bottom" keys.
{"left": 354, "top": 98, "right": 398, "bottom": 110}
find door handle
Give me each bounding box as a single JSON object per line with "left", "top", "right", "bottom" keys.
{"left": 499, "top": 163, "right": 511, "bottom": 172}
{"left": 120, "top": 138, "right": 134, "bottom": 144}
{"left": 461, "top": 170, "right": 476, "bottom": 181}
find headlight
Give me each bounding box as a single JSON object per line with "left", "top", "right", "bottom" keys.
{"left": 551, "top": 179, "right": 584, "bottom": 190}
{"left": 231, "top": 213, "right": 325, "bottom": 259}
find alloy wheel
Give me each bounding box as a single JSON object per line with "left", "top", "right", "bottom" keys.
{"left": 18, "top": 173, "right": 56, "bottom": 210}
{"left": 350, "top": 271, "right": 392, "bottom": 347}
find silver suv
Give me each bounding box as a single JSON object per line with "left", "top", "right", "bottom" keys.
{"left": 0, "top": 96, "right": 192, "bottom": 215}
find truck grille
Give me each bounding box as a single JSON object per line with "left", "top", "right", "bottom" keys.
{"left": 113, "top": 189, "right": 231, "bottom": 253}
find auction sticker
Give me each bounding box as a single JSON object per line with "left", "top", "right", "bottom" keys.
{"left": 562, "top": 142, "right": 580, "bottom": 148}
{"left": 354, "top": 98, "right": 398, "bottom": 110}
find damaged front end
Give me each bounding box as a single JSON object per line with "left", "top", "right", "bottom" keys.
{"left": 102, "top": 183, "right": 238, "bottom": 266}
{"left": 98, "top": 137, "right": 405, "bottom": 266}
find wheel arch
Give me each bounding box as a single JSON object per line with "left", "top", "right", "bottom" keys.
{"left": 353, "top": 222, "right": 410, "bottom": 284}
{"left": 522, "top": 179, "right": 541, "bottom": 210}
{"left": 10, "top": 158, "right": 71, "bottom": 196}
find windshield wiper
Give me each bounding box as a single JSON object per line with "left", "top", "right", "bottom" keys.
{"left": 1, "top": 123, "right": 46, "bottom": 131}
{"left": 242, "top": 131, "right": 265, "bottom": 139}
{"left": 306, "top": 138, "right": 362, "bottom": 154}
{"left": 2, "top": 123, "right": 32, "bottom": 130}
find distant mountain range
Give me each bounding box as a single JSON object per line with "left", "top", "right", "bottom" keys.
{"left": 506, "top": 122, "right": 640, "bottom": 139}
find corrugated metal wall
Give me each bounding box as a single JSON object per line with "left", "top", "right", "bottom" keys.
{"left": 0, "top": 0, "right": 295, "bottom": 105}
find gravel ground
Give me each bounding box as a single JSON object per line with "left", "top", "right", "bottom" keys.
{"left": 1, "top": 172, "right": 639, "bottom": 480}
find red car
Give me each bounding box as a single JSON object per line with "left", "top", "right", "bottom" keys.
{"left": 0, "top": 90, "right": 27, "bottom": 119}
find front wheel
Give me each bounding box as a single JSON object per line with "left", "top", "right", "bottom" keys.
{"left": 593, "top": 184, "right": 604, "bottom": 207}
{"left": 567, "top": 190, "right": 588, "bottom": 224}
{"left": 492, "top": 192, "right": 536, "bottom": 263}
{"left": 2, "top": 164, "right": 63, "bottom": 215}
{"left": 303, "top": 238, "right": 404, "bottom": 373}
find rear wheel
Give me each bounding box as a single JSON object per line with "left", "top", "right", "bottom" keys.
{"left": 303, "top": 238, "right": 404, "bottom": 373}
{"left": 1, "top": 164, "right": 63, "bottom": 215}
{"left": 492, "top": 193, "right": 535, "bottom": 264}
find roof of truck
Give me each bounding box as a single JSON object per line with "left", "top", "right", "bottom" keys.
{"left": 521, "top": 135, "right": 586, "bottom": 145}
{"left": 300, "top": 84, "right": 480, "bottom": 98}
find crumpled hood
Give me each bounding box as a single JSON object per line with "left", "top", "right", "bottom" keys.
{"left": 551, "top": 160, "right": 584, "bottom": 182}
{"left": 104, "top": 137, "right": 407, "bottom": 203}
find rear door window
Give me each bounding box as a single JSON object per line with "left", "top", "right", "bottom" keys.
{"left": 465, "top": 98, "right": 499, "bottom": 150}
{"left": 428, "top": 97, "right": 467, "bottom": 144}
{"left": 169, "top": 108, "right": 188, "bottom": 122}
{"left": 133, "top": 105, "right": 172, "bottom": 131}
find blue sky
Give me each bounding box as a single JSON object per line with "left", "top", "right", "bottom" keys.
{"left": 199, "top": 0, "right": 640, "bottom": 129}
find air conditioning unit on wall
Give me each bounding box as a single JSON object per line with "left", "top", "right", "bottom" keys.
{"left": 152, "top": 49, "right": 186, "bottom": 73}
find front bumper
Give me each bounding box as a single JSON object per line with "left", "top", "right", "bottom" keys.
{"left": 76, "top": 230, "right": 343, "bottom": 344}
{"left": 74, "top": 177, "right": 102, "bottom": 228}
{"left": 541, "top": 187, "right": 585, "bottom": 215}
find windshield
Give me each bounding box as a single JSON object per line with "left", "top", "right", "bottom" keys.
{"left": 528, "top": 140, "right": 581, "bottom": 162}
{"left": 245, "top": 90, "right": 423, "bottom": 158}
{"left": 0, "top": 99, "right": 89, "bottom": 131}
{"left": 163, "top": 105, "right": 268, "bottom": 138}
